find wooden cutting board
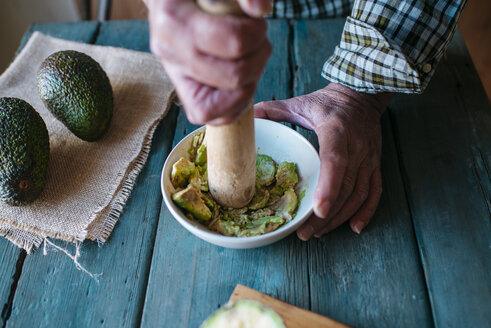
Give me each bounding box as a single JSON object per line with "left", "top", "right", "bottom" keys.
{"left": 229, "top": 285, "right": 350, "bottom": 328}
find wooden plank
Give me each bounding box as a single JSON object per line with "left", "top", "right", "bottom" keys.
{"left": 5, "top": 21, "right": 178, "bottom": 327}
{"left": 255, "top": 19, "right": 292, "bottom": 103}
{"left": 0, "top": 21, "right": 100, "bottom": 327}
{"left": 140, "top": 20, "right": 312, "bottom": 328}
{"left": 96, "top": 20, "right": 150, "bottom": 52}
{"left": 389, "top": 30, "right": 491, "bottom": 327}
{"left": 293, "top": 20, "right": 433, "bottom": 327}
{"left": 0, "top": 241, "right": 24, "bottom": 327}
{"left": 229, "top": 285, "right": 349, "bottom": 328}
{"left": 17, "top": 21, "right": 100, "bottom": 54}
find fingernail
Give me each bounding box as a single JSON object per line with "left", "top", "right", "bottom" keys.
{"left": 353, "top": 221, "right": 366, "bottom": 234}
{"left": 297, "top": 224, "right": 314, "bottom": 241}
{"left": 314, "top": 199, "right": 330, "bottom": 219}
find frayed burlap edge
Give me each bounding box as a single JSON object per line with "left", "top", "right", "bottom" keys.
{"left": 0, "top": 91, "right": 176, "bottom": 253}
{"left": 86, "top": 92, "right": 176, "bottom": 243}
{"left": 0, "top": 227, "right": 43, "bottom": 253}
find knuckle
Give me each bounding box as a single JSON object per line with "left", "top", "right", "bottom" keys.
{"left": 227, "top": 26, "right": 248, "bottom": 57}
{"left": 187, "top": 110, "right": 209, "bottom": 125}
{"left": 353, "top": 139, "right": 365, "bottom": 153}
{"left": 183, "top": 102, "right": 214, "bottom": 125}
{"left": 154, "top": 3, "right": 179, "bottom": 30}
{"left": 343, "top": 174, "right": 356, "bottom": 190}
{"left": 374, "top": 184, "right": 383, "bottom": 195}
{"left": 329, "top": 117, "right": 347, "bottom": 134}
{"left": 160, "top": 2, "right": 179, "bottom": 21}
{"left": 326, "top": 152, "right": 348, "bottom": 168}
{"left": 372, "top": 177, "right": 383, "bottom": 195}
{"left": 324, "top": 195, "right": 338, "bottom": 207}
{"left": 227, "top": 62, "right": 249, "bottom": 88}
{"left": 354, "top": 186, "right": 369, "bottom": 202}
{"left": 359, "top": 160, "right": 371, "bottom": 169}
{"left": 195, "top": 107, "right": 215, "bottom": 124}
{"left": 186, "top": 115, "right": 202, "bottom": 125}
{"left": 150, "top": 40, "right": 171, "bottom": 60}
{"left": 364, "top": 205, "right": 378, "bottom": 217}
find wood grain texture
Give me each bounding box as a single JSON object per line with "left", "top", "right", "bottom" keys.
{"left": 389, "top": 30, "right": 491, "bottom": 327}
{"left": 256, "top": 20, "right": 292, "bottom": 103}
{"left": 230, "top": 285, "right": 350, "bottom": 328}
{"left": 0, "top": 241, "right": 23, "bottom": 327}
{"left": 96, "top": 20, "right": 150, "bottom": 52}
{"left": 16, "top": 21, "right": 100, "bottom": 54}
{"left": 293, "top": 20, "right": 433, "bottom": 327}
{"left": 4, "top": 21, "right": 178, "bottom": 327}
{"left": 140, "top": 20, "right": 312, "bottom": 328}
{"left": 1, "top": 18, "right": 488, "bottom": 328}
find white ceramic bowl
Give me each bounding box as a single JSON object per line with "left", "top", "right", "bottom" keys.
{"left": 161, "top": 118, "right": 320, "bottom": 249}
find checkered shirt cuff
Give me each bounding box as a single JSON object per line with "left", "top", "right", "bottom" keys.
{"left": 322, "top": 17, "right": 436, "bottom": 94}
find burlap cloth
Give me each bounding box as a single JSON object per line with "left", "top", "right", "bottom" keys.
{"left": 0, "top": 32, "right": 175, "bottom": 253}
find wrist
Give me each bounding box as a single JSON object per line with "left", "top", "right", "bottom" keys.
{"left": 324, "top": 83, "right": 393, "bottom": 117}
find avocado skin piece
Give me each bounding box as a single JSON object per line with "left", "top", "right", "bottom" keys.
{"left": 37, "top": 50, "right": 113, "bottom": 141}
{"left": 0, "top": 98, "right": 50, "bottom": 205}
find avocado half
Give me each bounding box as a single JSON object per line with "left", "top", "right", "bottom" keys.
{"left": 37, "top": 50, "right": 113, "bottom": 142}
{"left": 0, "top": 97, "right": 50, "bottom": 205}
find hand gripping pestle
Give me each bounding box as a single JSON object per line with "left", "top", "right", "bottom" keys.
{"left": 197, "top": 0, "right": 257, "bottom": 208}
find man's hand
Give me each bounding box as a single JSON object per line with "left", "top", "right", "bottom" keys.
{"left": 255, "top": 83, "right": 393, "bottom": 240}
{"left": 145, "top": 0, "right": 272, "bottom": 125}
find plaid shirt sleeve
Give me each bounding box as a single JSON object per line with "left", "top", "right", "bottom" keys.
{"left": 322, "top": 0, "right": 468, "bottom": 93}
{"left": 271, "top": 0, "right": 467, "bottom": 94}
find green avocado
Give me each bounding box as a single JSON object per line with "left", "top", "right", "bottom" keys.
{"left": 0, "top": 98, "right": 50, "bottom": 205}
{"left": 37, "top": 50, "right": 113, "bottom": 141}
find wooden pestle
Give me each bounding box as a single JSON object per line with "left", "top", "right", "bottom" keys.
{"left": 197, "top": 0, "right": 256, "bottom": 208}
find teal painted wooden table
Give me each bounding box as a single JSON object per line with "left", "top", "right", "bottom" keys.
{"left": 0, "top": 20, "right": 490, "bottom": 328}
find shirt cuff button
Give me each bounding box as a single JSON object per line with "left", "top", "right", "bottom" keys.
{"left": 422, "top": 63, "right": 432, "bottom": 73}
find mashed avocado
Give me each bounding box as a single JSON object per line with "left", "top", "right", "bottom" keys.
{"left": 171, "top": 132, "right": 300, "bottom": 237}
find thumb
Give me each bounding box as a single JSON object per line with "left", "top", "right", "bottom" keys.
{"left": 254, "top": 100, "right": 294, "bottom": 122}
{"left": 254, "top": 98, "right": 313, "bottom": 130}
{"left": 237, "top": 0, "right": 272, "bottom": 17}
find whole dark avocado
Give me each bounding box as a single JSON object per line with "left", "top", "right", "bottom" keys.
{"left": 0, "top": 98, "right": 50, "bottom": 205}
{"left": 37, "top": 50, "right": 113, "bottom": 141}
